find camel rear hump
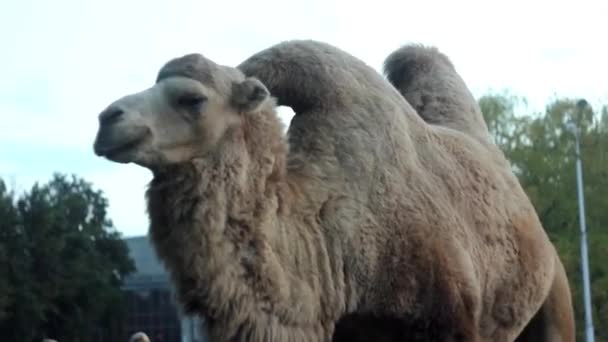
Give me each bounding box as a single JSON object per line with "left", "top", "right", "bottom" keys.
{"left": 383, "top": 45, "right": 491, "bottom": 143}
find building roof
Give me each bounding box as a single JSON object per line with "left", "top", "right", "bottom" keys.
{"left": 124, "top": 236, "right": 167, "bottom": 275}
{"left": 123, "top": 235, "right": 170, "bottom": 290}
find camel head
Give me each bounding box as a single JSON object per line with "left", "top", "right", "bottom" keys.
{"left": 93, "top": 53, "right": 270, "bottom": 169}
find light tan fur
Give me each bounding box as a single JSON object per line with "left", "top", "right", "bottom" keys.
{"left": 92, "top": 40, "right": 571, "bottom": 341}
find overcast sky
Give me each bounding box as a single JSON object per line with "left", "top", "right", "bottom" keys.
{"left": 1, "top": 0, "right": 606, "bottom": 237}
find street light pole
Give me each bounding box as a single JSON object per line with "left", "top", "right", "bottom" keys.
{"left": 566, "top": 100, "right": 595, "bottom": 342}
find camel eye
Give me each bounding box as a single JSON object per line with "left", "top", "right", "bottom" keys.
{"left": 177, "top": 93, "right": 207, "bottom": 109}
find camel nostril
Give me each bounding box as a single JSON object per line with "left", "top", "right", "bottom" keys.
{"left": 99, "top": 106, "right": 125, "bottom": 125}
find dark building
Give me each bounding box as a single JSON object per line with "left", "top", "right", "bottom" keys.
{"left": 123, "top": 236, "right": 208, "bottom": 342}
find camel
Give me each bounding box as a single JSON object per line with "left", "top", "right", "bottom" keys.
{"left": 92, "top": 40, "right": 574, "bottom": 341}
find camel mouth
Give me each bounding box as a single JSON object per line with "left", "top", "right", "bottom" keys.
{"left": 93, "top": 128, "right": 150, "bottom": 163}
{"left": 95, "top": 137, "right": 143, "bottom": 158}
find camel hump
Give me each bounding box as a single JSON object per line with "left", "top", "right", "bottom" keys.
{"left": 238, "top": 40, "right": 398, "bottom": 114}
{"left": 383, "top": 44, "right": 491, "bottom": 142}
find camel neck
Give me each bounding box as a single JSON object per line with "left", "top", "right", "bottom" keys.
{"left": 144, "top": 109, "right": 339, "bottom": 340}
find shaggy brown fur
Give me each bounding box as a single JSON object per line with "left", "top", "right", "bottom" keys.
{"left": 239, "top": 42, "right": 573, "bottom": 341}
{"left": 383, "top": 45, "right": 491, "bottom": 143}
{"left": 380, "top": 44, "right": 575, "bottom": 342}
{"left": 514, "top": 253, "right": 575, "bottom": 342}
{"left": 92, "top": 39, "right": 573, "bottom": 341}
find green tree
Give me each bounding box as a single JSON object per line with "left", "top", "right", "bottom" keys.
{"left": 0, "top": 180, "right": 21, "bottom": 321}
{"left": 480, "top": 94, "right": 608, "bottom": 341}
{"left": 0, "top": 174, "right": 135, "bottom": 341}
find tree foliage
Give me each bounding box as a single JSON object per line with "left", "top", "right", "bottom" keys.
{"left": 0, "top": 174, "right": 135, "bottom": 341}
{"left": 480, "top": 94, "right": 608, "bottom": 341}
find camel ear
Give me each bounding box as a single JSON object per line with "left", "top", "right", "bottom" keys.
{"left": 231, "top": 77, "right": 269, "bottom": 113}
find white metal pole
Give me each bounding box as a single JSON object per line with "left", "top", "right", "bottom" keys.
{"left": 573, "top": 127, "right": 595, "bottom": 342}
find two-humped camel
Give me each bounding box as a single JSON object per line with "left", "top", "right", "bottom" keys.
{"left": 92, "top": 40, "right": 574, "bottom": 341}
